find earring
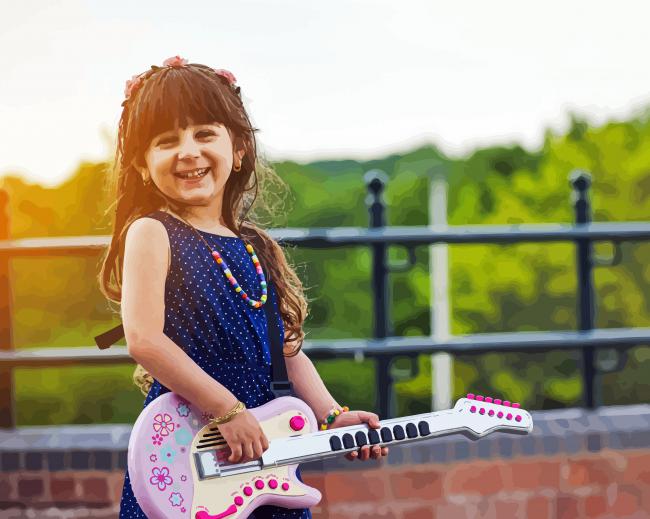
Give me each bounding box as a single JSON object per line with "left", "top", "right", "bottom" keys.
{"left": 142, "top": 175, "right": 151, "bottom": 185}
{"left": 233, "top": 163, "right": 242, "bottom": 172}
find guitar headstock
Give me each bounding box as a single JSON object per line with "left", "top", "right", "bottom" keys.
{"left": 453, "top": 393, "right": 533, "bottom": 436}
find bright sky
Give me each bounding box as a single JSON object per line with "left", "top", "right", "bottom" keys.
{"left": 2, "top": 0, "right": 650, "bottom": 187}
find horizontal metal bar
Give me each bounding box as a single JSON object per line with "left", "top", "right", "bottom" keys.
{"left": 2, "top": 222, "right": 650, "bottom": 256}
{"left": 2, "top": 328, "right": 649, "bottom": 367}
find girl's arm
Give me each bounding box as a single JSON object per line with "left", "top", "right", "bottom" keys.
{"left": 283, "top": 345, "right": 340, "bottom": 423}
{"left": 122, "top": 218, "right": 238, "bottom": 417}
{"left": 284, "top": 337, "right": 389, "bottom": 462}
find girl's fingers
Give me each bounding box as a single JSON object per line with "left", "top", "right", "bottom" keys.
{"left": 358, "top": 411, "right": 381, "bottom": 428}
{"left": 242, "top": 442, "right": 254, "bottom": 462}
{"left": 345, "top": 451, "right": 358, "bottom": 461}
{"left": 229, "top": 445, "right": 241, "bottom": 463}
{"left": 359, "top": 445, "right": 370, "bottom": 461}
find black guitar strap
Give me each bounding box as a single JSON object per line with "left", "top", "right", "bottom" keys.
{"left": 262, "top": 279, "right": 295, "bottom": 399}
{"left": 93, "top": 280, "right": 294, "bottom": 399}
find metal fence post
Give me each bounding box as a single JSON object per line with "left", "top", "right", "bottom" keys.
{"left": 0, "top": 188, "right": 16, "bottom": 428}
{"left": 570, "top": 170, "right": 598, "bottom": 408}
{"left": 364, "top": 170, "right": 395, "bottom": 418}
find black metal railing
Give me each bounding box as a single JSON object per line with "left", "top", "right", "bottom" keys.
{"left": 1, "top": 169, "right": 650, "bottom": 428}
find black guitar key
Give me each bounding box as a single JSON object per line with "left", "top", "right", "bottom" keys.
{"left": 406, "top": 422, "right": 418, "bottom": 438}
{"left": 380, "top": 427, "right": 393, "bottom": 442}
{"left": 368, "top": 429, "right": 381, "bottom": 445}
{"left": 329, "top": 435, "right": 343, "bottom": 451}
{"left": 393, "top": 424, "right": 405, "bottom": 440}
{"left": 342, "top": 433, "right": 355, "bottom": 449}
{"left": 418, "top": 421, "right": 431, "bottom": 436}
{"left": 355, "top": 431, "right": 368, "bottom": 447}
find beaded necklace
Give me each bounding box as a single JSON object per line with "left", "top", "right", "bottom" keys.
{"left": 168, "top": 211, "right": 268, "bottom": 308}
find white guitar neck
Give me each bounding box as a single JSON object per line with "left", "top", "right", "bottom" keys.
{"left": 195, "top": 397, "right": 533, "bottom": 479}
{"left": 262, "top": 409, "right": 464, "bottom": 467}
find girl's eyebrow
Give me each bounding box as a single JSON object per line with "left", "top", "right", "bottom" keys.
{"left": 155, "top": 125, "right": 219, "bottom": 141}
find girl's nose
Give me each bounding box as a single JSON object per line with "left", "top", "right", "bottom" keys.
{"left": 177, "top": 134, "right": 201, "bottom": 159}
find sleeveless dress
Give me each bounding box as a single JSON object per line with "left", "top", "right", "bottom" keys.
{"left": 119, "top": 210, "right": 311, "bottom": 519}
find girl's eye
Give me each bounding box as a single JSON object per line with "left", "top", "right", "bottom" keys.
{"left": 157, "top": 130, "right": 214, "bottom": 145}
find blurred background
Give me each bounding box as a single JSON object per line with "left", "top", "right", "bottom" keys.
{"left": 1, "top": 1, "right": 649, "bottom": 518}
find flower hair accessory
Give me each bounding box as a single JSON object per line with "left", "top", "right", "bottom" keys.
{"left": 123, "top": 55, "right": 238, "bottom": 101}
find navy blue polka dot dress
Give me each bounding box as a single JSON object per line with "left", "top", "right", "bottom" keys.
{"left": 119, "top": 210, "right": 311, "bottom": 519}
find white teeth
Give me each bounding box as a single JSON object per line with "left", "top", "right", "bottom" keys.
{"left": 177, "top": 167, "right": 209, "bottom": 179}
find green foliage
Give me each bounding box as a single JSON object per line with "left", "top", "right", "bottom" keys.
{"left": 2, "top": 108, "right": 650, "bottom": 425}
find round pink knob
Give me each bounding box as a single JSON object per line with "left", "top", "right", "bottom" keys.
{"left": 282, "top": 483, "right": 290, "bottom": 491}
{"left": 488, "top": 410, "right": 495, "bottom": 417}
{"left": 497, "top": 411, "right": 504, "bottom": 418}
{"left": 269, "top": 479, "right": 278, "bottom": 489}
{"left": 234, "top": 496, "right": 244, "bottom": 506}
{"left": 479, "top": 408, "right": 485, "bottom": 415}
{"left": 467, "top": 393, "right": 475, "bottom": 399}
{"left": 494, "top": 399, "right": 502, "bottom": 405}
{"left": 243, "top": 486, "right": 253, "bottom": 496}
{"left": 289, "top": 415, "right": 305, "bottom": 431}
{"left": 470, "top": 406, "right": 477, "bottom": 413}
{"left": 476, "top": 395, "right": 484, "bottom": 402}
{"left": 255, "top": 479, "right": 265, "bottom": 489}
{"left": 485, "top": 397, "right": 493, "bottom": 403}
{"left": 515, "top": 415, "right": 522, "bottom": 422}
{"left": 506, "top": 413, "right": 513, "bottom": 420}
{"left": 504, "top": 401, "right": 511, "bottom": 407}
{"left": 512, "top": 403, "right": 520, "bottom": 409}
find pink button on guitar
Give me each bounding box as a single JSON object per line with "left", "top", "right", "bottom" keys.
{"left": 282, "top": 483, "right": 290, "bottom": 491}
{"left": 269, "top": 479, "right": 278, "bottom": 489}
{"left": 255, "top": 480, "right": 265, "bottom": 490}
{"left": 243, "top": 486, "right": 253, "bottom": 496}
{"left": 234, "top": 496, "right": 244, "bottom": 506}
{"left": 289, "top": 415, "right": 305, "bottom": 431}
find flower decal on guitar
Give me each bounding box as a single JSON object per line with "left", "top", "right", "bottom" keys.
{"left": 149, "top": 466, "right": 173, "bottom": 491}
{"left": 151, "top": 433, "right": 164, "bottom": 446}
{"left": 153, "top": 413, "right": 176, "bottom": 436}
{"left": 160, "top": 444, "right": 177, "bottom": 464}
{"left": 201, "top": 411, "right": 215, "bottom": 423}
{"left": 169, "top": 491, "right": 184, "bottom": 507}
{"left": 176, "top": 401, "right": 191, "bottom": 417}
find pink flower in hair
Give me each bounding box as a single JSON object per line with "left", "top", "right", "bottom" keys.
{"left": 124, "top": 73, "right": 144, "bottom": 99}
{"left": 163, "top": 55, "right": 188, "bottom": 68}
{"left": 213, "top": 68, "right": 237, "bottom": 85}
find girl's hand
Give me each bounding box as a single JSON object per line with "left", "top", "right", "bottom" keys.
{"left": 216, "top": 409, "right": 270, "bottom": 463}
{"left": 329, "top": 410, "right": 390, "bottom": 461}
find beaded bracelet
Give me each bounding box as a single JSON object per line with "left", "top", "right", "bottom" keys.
{"left": 320, "top": 404, "right": 349, "bottom": 430}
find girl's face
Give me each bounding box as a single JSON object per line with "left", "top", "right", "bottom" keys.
{"left": 141, "top": 120, "right": 245, "bottom": 210}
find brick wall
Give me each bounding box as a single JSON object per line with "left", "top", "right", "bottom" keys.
{"left": 302, "top": 449, "right": 650, "bottom": 519}
{"left": 1, "top": 404, "right": 649, "bottom": 518}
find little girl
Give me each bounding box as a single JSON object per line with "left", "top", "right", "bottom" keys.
{"left": 98, "top": 56, "right": 388, "bottom": 519}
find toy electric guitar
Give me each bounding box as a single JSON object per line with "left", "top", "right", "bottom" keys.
{"left": 128, "top": 393, "right": 533, "bottom": 519}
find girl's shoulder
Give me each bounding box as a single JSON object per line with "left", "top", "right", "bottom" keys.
{"left": 128, "top": 212, "right": 171, "bottom": 276}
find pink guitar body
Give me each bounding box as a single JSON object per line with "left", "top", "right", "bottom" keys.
{"left": 128, "top": 394, "right": 321, "bottom": 519}
{"left": 128, "top": 392, "right": 533, "bottom": 518}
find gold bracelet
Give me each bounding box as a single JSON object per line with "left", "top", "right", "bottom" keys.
{"left": 210, "top": 400, "right": 246, "bottom": 425}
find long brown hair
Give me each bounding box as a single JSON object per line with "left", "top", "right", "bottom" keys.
{"left": 98, "top": 62, "right": 308, "bottom": 358}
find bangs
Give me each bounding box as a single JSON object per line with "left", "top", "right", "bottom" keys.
{"left": 131, "top": 67, "right": 234, "bottom": 155}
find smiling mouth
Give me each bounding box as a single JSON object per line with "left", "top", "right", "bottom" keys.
{"left": 174, "top": 167, "right": 210, "bottom": 180}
